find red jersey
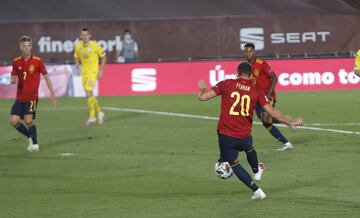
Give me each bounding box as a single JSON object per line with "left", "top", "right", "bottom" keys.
{"left": 212, "top": 78, "right": 269, "bottom": 138}
{"left": 250, "top": 58, "right": 276, "bottom": 100}
{"left": 11, "top": 55, "right": 47, "bottom": 102}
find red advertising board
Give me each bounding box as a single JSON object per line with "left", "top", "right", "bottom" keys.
{"left": 0, "top": 58, "right": 358, "bottom": 99}
{"left": 99, "top": 58, "right": 359, "bottom": 96}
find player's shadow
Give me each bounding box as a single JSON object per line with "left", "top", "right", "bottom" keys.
{"left": 289, "top": 134, "right": 315, "bottom": 145}
{"left": 266, "top": 176, "right": 329, "bottom": 193}
{"left": 41, "top": 136, "right": 91, "bottom": 150}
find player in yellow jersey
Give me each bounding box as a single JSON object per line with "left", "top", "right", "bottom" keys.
{"left": 74, "top": 28, "right": 107, "bottom": 126}
{"left": 354, "top": 49, "right": 360, "bottom": 77}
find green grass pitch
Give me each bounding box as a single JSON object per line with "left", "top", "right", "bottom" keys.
{"left": 0, "top": 90, "right": 359, "bottom": 218}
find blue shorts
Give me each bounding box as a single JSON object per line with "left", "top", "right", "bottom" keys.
{"left": 10, "top": 101, "right": 37, "bottom": 119}
{"left": 218, "top": 133, "right": 253, "bottom": 163}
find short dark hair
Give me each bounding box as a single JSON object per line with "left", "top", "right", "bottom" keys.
{"left": 19, "top": 35, "right": 32, "bottom": 43}
{"left": 81, "top": 27, "right": 89, "bottom": 32}
{"left": 123, "top": 29, "right": 131, "bottom": 34}
{"left": 237, "top": 62, "right": 252, "bottom": 76}
{"left": 244, "top": 43, "right": 255, "bottom": 50}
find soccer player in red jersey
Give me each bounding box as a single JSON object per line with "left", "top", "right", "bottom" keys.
{"left": 9, "top": 36, "right": 56, "bottom": 152}
{"left": 244, "top": 43, "right": 295, "bottom": 151}
{"left": 197, "top": 62, "right": 303, "bottom": 199}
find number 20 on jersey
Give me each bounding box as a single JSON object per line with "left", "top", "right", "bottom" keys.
{"left": 229, "top": 92, "right": 250, "bottom": 117}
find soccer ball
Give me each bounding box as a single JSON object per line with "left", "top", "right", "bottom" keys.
{"left": 214, "top": 162, "right": 233, "bottom": 179}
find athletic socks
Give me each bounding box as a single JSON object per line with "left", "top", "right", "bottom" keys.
{"left": 94, "top": 97, "right": 101, "bottom": 114}
{"left": 267, "top": 125, "right": 289, "bottom": 144}
{"left": 232, "top": 163, "right": 259, "bottom": 192}
{"left": 15, "top": 122, "right": 29, "bottom": 137}
{"left": 28, "top": 124, "right": 38, "bottom": 144}
{"left": 246, "top": 149, "right": 259, "bottom": 174}
{"left": 87, "top": 97, "right": 96, "bottom": 118}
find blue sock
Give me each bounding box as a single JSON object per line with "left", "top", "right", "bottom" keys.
{"left": 231, "top": 163, "right": 258, "bottom": 192}
{"left": 15, "top": 122, "right": 29, "bottom": 137}
{"left": 266, "top": 124, "right": 288, "bottom": 144}
{"left": 28, "top": 125, "right": 38, "bottom": 144}
{"left": 246, "top": 148, "right": 259, "bottom": 174}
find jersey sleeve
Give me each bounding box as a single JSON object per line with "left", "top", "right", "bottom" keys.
{"left": 39, "top": 60, "right": 47, "bottom": 75}
{"left": 257, "top": 88, "right": 269, "bottom": 107}
{"left": 96, "top": 43, "right": 106, "bottom": 58}
{"left": 355, "top": 50, "right": 360, "bottom": 71}
{"left": 211, "top": 81, "right": 224, "bottom": 95}
{"left": 11, "top": 61, "right": 17, "bottom": 76}
{"left": 262, "top": 61, "right": 274, "bottom": 77}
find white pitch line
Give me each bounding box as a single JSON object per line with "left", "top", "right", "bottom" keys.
{"left": 60, "top": 153, "right": 74, "bottom": 156}
{"left": 301, "top": 123, "right": 360, "bottom": 126}
{"left": 2, "top": 106, "right": 359, "bottom": 135}
{"left": 102, "top": 106, "right": 360, "bottom": 135}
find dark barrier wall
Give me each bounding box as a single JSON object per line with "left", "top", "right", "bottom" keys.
{"left": 1, "top": 15, "right": 359, "bottom": 64}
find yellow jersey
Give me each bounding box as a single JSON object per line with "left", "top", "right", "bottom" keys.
{"left": 74, "top": 40, "right": 106, "bottom": 74}
{"left": 355, "top": 49, "right": 360, "bottom": 71}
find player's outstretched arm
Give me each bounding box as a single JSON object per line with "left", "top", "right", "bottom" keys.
{"left": 197, "top": 80, "right": 217, "bottom": 101}
{"left": 263, "top": 104, "right": 303, "bottom": 126}
{"left": 198, "top": 89, "right": 217, "bottom": 101}
{"left": 43, "top": 74, "right": 56, "bottom": 105}
{"left": 74, "top": 57, "right": 81, "bottom": 69}
{"left": 98, "top": 55, "right": 107, "bottom": 79}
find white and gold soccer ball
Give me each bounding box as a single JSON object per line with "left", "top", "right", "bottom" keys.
{"left": 214, "top": 162, "right": 233, "bottom": 179}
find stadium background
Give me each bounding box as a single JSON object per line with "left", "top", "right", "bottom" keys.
{"left": 0, "top": 0, "right": 359, "bottom": 98}
{"left": 0, "top": 1, "right": 360, "bottom": 217}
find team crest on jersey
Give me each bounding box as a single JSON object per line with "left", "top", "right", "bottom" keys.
{"left": 18, "top": 66, "right": 22, "bottom": 70}
{"left": 86, "top": 47, "right": 92, "bottom": 52}
{"left": 29, "top": 64, "right": 35, "bottom": 73}
{"left": 254, "top": 69, "right": 260, "bottom": 77}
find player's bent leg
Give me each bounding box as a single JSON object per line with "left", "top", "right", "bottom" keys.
{"left": 94, "top": 96, "right": 101, "bottom": 113}
{"left": 9, "top": 115, "right": 20, "bottom": 126}
{"left": 245, "top": 146, "right": 258, "bottom": 173}
{"left": 230, "top": 160, "right": 259, "bottom": 192}
{"left": 218, "top": 133, "right": 264, "bottom": 198}
{"left": 85, "top": 90, "right": 96, "bottom": 126}
{"left": 261, "top": 111, "right": 272, "bottom": 126}
{"left": 243, "top": 144, "right": 265, "bottom": 181}
{"left": 84, "top": 78, "right": 105, "bottom": 125}
{"left": 9, "top": 115, "right": 30, "bottom": 138}
{"left": 93, "top": 96, "right": 105, "bottom": 125}
{"left": 24, "top": 115, "right": 39, "bottom": 152}
{"left": 262, "top": 112, "right": 293, "bottom": 150}
{"left": 255, "top": 104, "right": 262, "bottom": 120}
{"left": 263, "top": 121, "right": 293, "bottom": 151}
{"left": 230, "top": 160, "right": 256, "bottom": 186}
